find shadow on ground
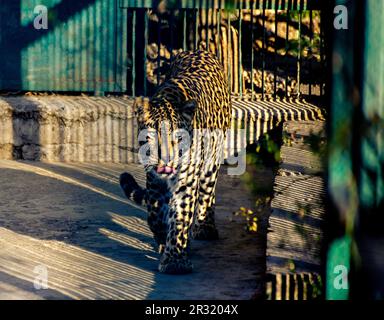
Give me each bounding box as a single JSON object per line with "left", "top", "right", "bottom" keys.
{"left": 0, "top": 160, "right": 265, "bottom": 300}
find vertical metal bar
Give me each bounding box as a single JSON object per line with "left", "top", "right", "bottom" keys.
{"left": 309, "top": 9, "right": 313, "bottom": 98}
{"left": 101, "top": 0, "right": 108, "bottom": 92}
{"left": 170, "top": 10, "right": 174, "bottom": 59}
{"left": 217, "top": 8, "right": 221, "bottom": 59}
{"left": 320, "top": 10, "right": 324, "bottom": 97}
{"left": 144, "top": 8, "right": 148, "bottom": 96}
{"left": 274, "top": 8, "right": 278, "bottom": 99}
{"left": 81, "top": 6, "right": 87, "bottom": 91}
{"left": 194, "top": 9, "right": 198, "bottom": 50}
{"left": 358, "top": 0, "right": 384, "bottom": 232}
{"left": 111, "top": 0, "right": 118, "bottom": 92}
{"left": 157, "top": 11, "right": 161, "bottom": 86}
{"left": 297, "top": 10, "right": 302, "bottom": 98}
{"left": 227, "top": 10, "right": 231, "bottom": 93}
{"left": 115, "top": 3, "right": 124, "bottom": 94}
{"left": 262, "top": 7, "right": 266, "bottom": 100}
{"left": 91, "top": 2, "right": 97, "bottom": 94}
{"left": 238, "top": 2, "right": 242, "bottom": 98}
{"left": 87, "top": 6, "right": 93, "bottom": 92}
{"left": 251, "top": 3, "right": 254, "bottom": 100}
{"left": 75, "top": 12, "right": 82, "bottom": 92}
{"left": 205, "top": 3, "right": 209, "bottom": 51}
{"left": 285, "top": 9, "right": 289, "bottom": 97}
{"left": 120, "top": 4, "right": 128, "bottom": 94}
{"left": 183, "top": 9, "right": 187, "bottom": 51}
{"left": 131, "top": 10, "right": 136, "bottom": 97}
{"left": 95, "top": 0, "right": 102, "bottom": 94}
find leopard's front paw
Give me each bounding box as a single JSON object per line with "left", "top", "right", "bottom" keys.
{"left": 119, "top": 172, "right": 145, "bottom": 204}
{"left": 193, "top": 223, "right": 219, "bottom": 240}
{"left": 159, "top": 254, "right": 193, "bottom": 274}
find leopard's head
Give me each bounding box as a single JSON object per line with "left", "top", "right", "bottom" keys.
{"left": 134, "top": 96, "right": 197, "bottom": 178}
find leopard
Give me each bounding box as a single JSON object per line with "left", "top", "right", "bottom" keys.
{"left": 120, "top": 50, "right": 231, "bottom": 274}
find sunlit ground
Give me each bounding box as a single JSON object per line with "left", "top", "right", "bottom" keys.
{"left": 0, "top": 160, "right": 262, "bottom": 300}
{"left": 0, "top": 228, "right": 155, "bottom": 299}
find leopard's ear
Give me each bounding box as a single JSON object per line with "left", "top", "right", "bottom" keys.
{"left": 133, "top": 96, "right": 150, "bottom": 124}
{"left": 180, "top": 99, "right": 197, "bottom": 122}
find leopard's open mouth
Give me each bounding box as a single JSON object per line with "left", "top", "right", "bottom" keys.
{"left": 156, "top": 165, "right": 177, "bottom": 175}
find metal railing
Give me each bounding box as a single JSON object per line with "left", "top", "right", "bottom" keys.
{"left": 120, "top": 0, "right": 326, "bottom": 102}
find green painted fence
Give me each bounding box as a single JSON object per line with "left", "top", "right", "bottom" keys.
{"left": 0, "top": 0, "right": 128, "bottom": 93}
{"left": 327, "top": 0, "right": 384, "bottom": 300}
{"left": 0, "top": 0, "right": 324, "bottom": 94}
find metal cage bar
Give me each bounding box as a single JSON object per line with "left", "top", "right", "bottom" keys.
{"left": 227, "top": 10, "right": 231, "bottom": 92}
{"left": 183, "top": 10, "right": 187, "bottom": 51}
{"left": 309, "top": 9, "right": 313, "bottom": 98}
{"left": 274, "top": 8, "right": 278, "bottom": 99}
{"left": 119, "top": 0, "right": 322, "bottom": 10}
{"left": 238, "top": 3, "right": 243, "bottom": 97}
{"left": 251, "top": 3, "right": 255, "bottom": 100}
{"left": 297, "top": 10, "right": 302, "bottom": 97}
{"left": 131, "top": 10, "right": 136, "bottom": 96}
{"left": 123, "top": 3, "right": 326, "bottom": 101}
{"left": 144, "top": 9, "right": 149, "bottom": 96}
{"left": 262, "top": 7, "right": 266, "bottom": 99}
{"left": 157, "top": 12, "right": 161, "bottom": 86}
{"left": 285, "top": 9, "right": 289, "bottom": 97}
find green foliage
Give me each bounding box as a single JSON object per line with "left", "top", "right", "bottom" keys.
{"left": 247, "top": 134, "right": 281, "bottom": 166}
{"left": 287, "top": 259, "right": 296, "bottom": 272}
{"left": 307, "top": 130, "right": 327, "bottom": 157}
{"left": 236, "top": 132, "right": 281, "bottom": 233}
{"left": 233, "top": 206, "right": 258, "bottom": 233}
{"left": 312, "top": 276, "right": 323, "bottom": 299}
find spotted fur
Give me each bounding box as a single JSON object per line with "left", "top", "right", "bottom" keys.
{"left": 120, "top": 50, "right": 231, "bottom": 274}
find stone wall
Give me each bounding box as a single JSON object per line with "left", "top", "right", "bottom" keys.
{"left": 0, "top": 96, "right": 138, "bottom": 162}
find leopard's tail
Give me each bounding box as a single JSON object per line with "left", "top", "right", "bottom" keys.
{"left": 119, "top": 172, "right": 146, "bottom": 205}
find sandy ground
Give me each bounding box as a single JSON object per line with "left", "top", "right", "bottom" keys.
{"left": 0, "top": 160, "right": 267, "bottom": 300}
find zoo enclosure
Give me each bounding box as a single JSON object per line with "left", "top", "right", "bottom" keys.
{"left": 0, "top": 0, "right": 327, "bottom": 104}
{"left": 121, "top": 0, "right": 327, "bottom": 103}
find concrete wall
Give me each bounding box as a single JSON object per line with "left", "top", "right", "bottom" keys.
{"left": 0, "top": 96, "right": 138, "bottom": 162}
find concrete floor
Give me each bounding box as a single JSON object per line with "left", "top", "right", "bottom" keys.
{"left": 0, "top": 160, "right": 266, "bottom": 300}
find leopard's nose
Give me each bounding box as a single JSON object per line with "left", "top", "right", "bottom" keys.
{"left": 157, "top": 165, "right": 176, "bottom": 174}
{"left": 156, "top": 166, "right": 165, "bottom": 173}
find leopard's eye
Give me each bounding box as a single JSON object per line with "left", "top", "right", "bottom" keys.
{"left": 174, "top": 134, "right": 184, "bottom": 143}
{"left": 139, "top": 136, "right": 151, "bottom": 146}
{"left": 144, "top": 135, "right": 153, "bottom": 143}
